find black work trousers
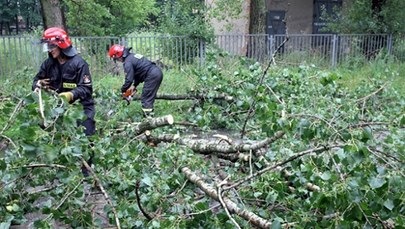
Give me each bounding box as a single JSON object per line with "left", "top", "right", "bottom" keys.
{"left": 80, "top": 105, "right": 96, "bottom": 136}
{"left": 141, "top": 66, "right": 163, "bottom": 109}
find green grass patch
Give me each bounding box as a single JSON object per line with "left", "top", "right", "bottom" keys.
{"left": 335, "top": 61, "right": 405, "bottom": 95}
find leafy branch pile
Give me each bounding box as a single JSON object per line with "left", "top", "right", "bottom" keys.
{"left": 0, "top": 53, "right": 404, "bottom": 228}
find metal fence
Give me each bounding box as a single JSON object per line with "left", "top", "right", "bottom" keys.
{"left": 0, "top": 34, "right": 404, "bottom": 77}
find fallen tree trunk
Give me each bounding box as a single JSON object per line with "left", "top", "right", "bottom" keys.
{"left": 132, "top": 115, "right": 174, "bottom": 135}
{"left": 131, "top": 93, "right": 234, "bottom": 102}
{"left": 181, "top": 167, "right": 272, "bottom": 228}
{"left": 140, "top": 131, "right": 284, "bottom": 154}
{"left": 181, "top": 131, "right": 284, "bottom": 153}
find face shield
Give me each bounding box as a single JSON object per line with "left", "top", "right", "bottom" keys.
{"left": 42, "top": 43, "right": 58, "bottom": 52}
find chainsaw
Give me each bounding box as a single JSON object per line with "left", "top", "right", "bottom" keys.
{"left": 122, "top": 86, "right": 137, "bottom": 105}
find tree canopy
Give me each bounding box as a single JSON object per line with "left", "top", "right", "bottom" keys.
{"left": 324, "top": 0, "right": 405, "bottom": 34}
{"left": 63, "top": 0, "right": 159, "bottom": 36}
{"left": 0, "top": 0, "right": 42, "bottom": 34}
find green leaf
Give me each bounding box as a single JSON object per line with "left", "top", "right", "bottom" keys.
{"left": 368, "top": 177, "right": 386, "bottom": 189}
{"left": 400, "top": 115, "right": 405, "bottom": 126}
{"left": 54, "top": 107, "right": 65, "bottom": 114}
{"left": 361, "top": 127, "right": 373, "bottom": 142}
{"left": 265, "top": 191, "right": 278, "bottom": 204}
{"left": 142, "top": 176, "right": 153, "bottom": 187}
{"left": 383, "top": 199, "right": 394, "bottom": 210}
{"left": 0, "top": 222, "right": 11, "bottom": 229}
{"left": 254, "top": 192, "right": 262, "bottom": 198}
{"left": 271, "top": 219, "right": 281, "bottom": 229}
{"left": 0, "top": 159, "right": 6, "bottom": 171}
{"left": 22, "top": 143, "right": 36, "bottom": 152}
{"left": 6, "top": 205, "right": 13, "bottom": 212}
{"left": 8, "top": 203, "right": 20, "bottom": 212}
{"left": 320, "top": 171, "right": 331, "bottom": 181}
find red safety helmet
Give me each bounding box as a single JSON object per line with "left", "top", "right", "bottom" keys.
{"left": 109, "top": 44, "right": 125, "bottom": 59}
{"left": 42, "top": 27, "right": 72, "bottom": 49}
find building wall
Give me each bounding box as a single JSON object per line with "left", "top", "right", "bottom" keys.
{"left": 206, "top": 0, "right": 344, "bottom": 56}
{"left": 208, "top": 0, "right": 346, "bottom": 35}
{"left": 206, "top": 0, "right": 251, "bottom": 35}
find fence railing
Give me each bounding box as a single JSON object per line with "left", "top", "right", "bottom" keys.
{"left": 0, "top": 34, "right": 404, "bottom": 77}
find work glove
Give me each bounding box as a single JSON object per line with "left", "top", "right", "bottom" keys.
{"left": 59, "top": 92, "right": 74, "bottom": 102}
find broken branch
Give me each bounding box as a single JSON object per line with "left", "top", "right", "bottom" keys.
{"left": 181, "top": 167, "right": 272, "bottom": 228}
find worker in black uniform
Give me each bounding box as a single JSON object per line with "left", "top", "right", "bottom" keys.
{"left": 109, "top": 44, "right": 163, "bottom": 118}
{"left": 33, "top": 27, "right": 96, "bottom": 135}
{"left": 33, "top": 27, "right": 96, "bottom": 175}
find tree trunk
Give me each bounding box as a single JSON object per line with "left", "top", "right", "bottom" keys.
{"left": 248, "top": 0, "right": 267, "bottom": 60}
{"left": 40, "top": 0, "right": 66, "bottom": 30}
{"left": 15, "top": 15, "right": 19, "bottom": 34}
{"left": 131, "top": 93, "right": 234, "bottom": 102}
{"left": 141, "top": 131, "right": 285, "bottom": 154}
{"left": 249, "top": 0, "right": 266, "bottom": 34}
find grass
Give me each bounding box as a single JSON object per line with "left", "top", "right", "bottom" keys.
{"left": 335, "top": 60, "right": 405, "bottom": 96}
{"left": 1, "top": 58, "right": 403, "bottom": 120}
{"left": 90, "top": 58, "right": 404, "bottom": 121}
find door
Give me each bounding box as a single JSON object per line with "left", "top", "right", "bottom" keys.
{"left": 313, "top": 0, "right": 342, "bottom": 34}
{"left": 266, "top": 10, "right": 286, "bottom": 35}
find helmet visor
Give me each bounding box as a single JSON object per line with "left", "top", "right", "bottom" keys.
{"left": 42, "top": 43, "right": 58, "bottom": 52}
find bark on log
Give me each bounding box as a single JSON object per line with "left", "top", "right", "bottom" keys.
{"left": 140, "top": 131, "right": 284, "bottom": 154}
{"left": 132, "top": 115, "right": 174, "bottom": 135}
{"left": 131, "top": 93, "right": 234, "bottom": 102}
{"left": 181, "top": 167, "right": 272, "bottom": 228}
{"left": 176, "top": 131, "right": 284, "bottom": 154}
{"left": 142, "top": 132, "right": 180, "bottom": 145}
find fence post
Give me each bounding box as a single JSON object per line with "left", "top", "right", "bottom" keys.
{"left": 387, "top": 34, "right": 393, "bottom": 56}
{"left": 199, "top": 39, "right": 205, "bottom": 68}
{"left": 331, "top": 34, "right": 337, "bottom": 67}
{"left": 269, "top": 35, "right": 274, "bottom": 58}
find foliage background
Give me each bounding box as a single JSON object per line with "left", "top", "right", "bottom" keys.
{"left": 0, "top": 53, "right": 404, "bottom": 227}
{"left": 323, "top": 0, "right": 405, "bottom": 34}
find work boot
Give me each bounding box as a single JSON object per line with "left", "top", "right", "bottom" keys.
{"left": 142, "top": 108, "right": 154, "bottom": 119}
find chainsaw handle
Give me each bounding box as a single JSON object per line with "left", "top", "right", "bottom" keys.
{"left": 123, "top": 96, "right": 131, "bottom": 105}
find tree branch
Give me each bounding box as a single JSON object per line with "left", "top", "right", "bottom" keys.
{"left": 181, "top": 167, "right": 272, "bottom": 228}
{"left": 81, "top": 158, "right": 121, "bottom": 229}
{"left": 224, "top": 144, "right": 345, "bottom": 191}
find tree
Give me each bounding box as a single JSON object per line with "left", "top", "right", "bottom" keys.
{"left": 0, "top": 0, "right": 42, "bottom": 34}
{"left": 63, "top": 0, "right": 158, "bottom": 36}
{"left": 18, "top": 0, "right": 43, "bottom": 31}
{"left": 323, "top": 0, "right": 405, "bottom": 34}
{"left": 40, "top": 0, "right": 66, "bottom": 30}
{"left": 0, "top": 0, "right": 18, "bottom": 34}
{"left": 248, "top": 0, "right": 265, "bottom": 34}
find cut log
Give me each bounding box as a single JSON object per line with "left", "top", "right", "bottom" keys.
{"left": 132, "top": 115, "right": 174, "bottom": 135}
{"left": 181, "top": 167, "right": 272, "bottom": 228}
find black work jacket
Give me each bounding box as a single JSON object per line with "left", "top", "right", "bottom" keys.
{"left": 32, "top": 54, "right": 95, "bottom": 108}
{"left": 121, "top": 52, "right": 156, "bottom": 93}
